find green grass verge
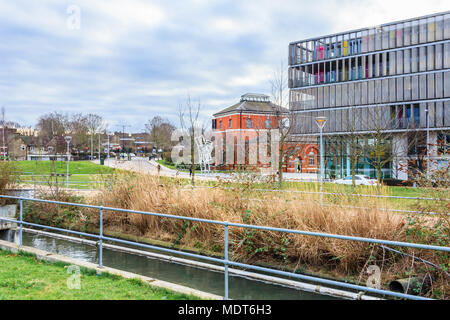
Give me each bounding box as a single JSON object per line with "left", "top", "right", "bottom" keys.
{"left": 15, "top": 160, "right": 117, "bottom": 175}
{"left": 19, "top": 174, "right": 112, "bottom": 190}
{"left": 0, "top": 249, "right": 200, "bottom": 300}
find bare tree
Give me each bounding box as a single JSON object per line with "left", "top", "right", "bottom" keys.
{"left": 270, "top": 61, "right": 296, "bottom": 187}
{"left": 145, "top": 116, "right": 176, "bottom": 153}
{"left": 86, "top": 114, "right": 104, "bottom": 160}
{"left": 360, "top": 87, "right": 412, "bottom": 191}
{"left": 67, "top": 113, "right": 89, "bottom": 155}
{"left": 178, "top": 95, "right": 204, "bottom": 186}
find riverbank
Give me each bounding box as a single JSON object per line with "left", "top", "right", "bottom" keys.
{"left": 0, "top": 242, "right": 209, "bottom": 300}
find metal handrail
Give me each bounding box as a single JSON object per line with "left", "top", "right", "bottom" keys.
{"left": 1, "top": 194, "right": 448, "bottom": 300}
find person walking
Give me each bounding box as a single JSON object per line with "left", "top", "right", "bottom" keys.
{"left": 157, "top": 164, "right": 161, "bottom": 175}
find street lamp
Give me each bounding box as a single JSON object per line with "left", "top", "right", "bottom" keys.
{"left": 315, "top": 116, "right": 327, "bottom": 203}
{"left": 64, "top": 136, "right": 72, "bottom": 189}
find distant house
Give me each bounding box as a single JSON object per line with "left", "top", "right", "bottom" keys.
{"left": 0, "top": 128, "right": 28, "bottom": 160}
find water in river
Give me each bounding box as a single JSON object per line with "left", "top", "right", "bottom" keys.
{"left": 20, "top": 231, "right": 339, "bottom": 300}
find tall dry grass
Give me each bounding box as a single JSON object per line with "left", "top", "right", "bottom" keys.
{"left": 94, "top": 173, "right": 408, "bottom": 273}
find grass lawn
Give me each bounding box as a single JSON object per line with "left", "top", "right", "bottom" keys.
{"left": 0, "top": 250, "right": 199, "bottom": 300}
{"left": 14, "top": 160, "right": 116, "bottom": 175}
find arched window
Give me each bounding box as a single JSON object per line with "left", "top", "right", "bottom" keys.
{"left": 246, "top": 118, "right": 252, "bottom": 128}
{"left": 229, "top": 118, "right": 232, "bottom": 128}
{"left": 308, "top": 151, "right": 315, "bottom": 166}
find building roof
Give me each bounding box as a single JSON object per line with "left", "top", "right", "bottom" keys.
{"left": 213, "top": 93, "right": 289, "bottom": 117}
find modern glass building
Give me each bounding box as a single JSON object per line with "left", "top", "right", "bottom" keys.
{"left": 288, "top": 11, "right": 450, "bottom": 180}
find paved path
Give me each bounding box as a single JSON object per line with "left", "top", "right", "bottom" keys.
{"left": 95, "top": 158, "right": 319, "bottom": 182}
{"left": 94, "top": 158, "right": 221, "bottom": 181}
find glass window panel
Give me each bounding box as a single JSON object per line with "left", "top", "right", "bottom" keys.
{"left": 318, "top": 86, "right": 324, "bottom": 108}
{"left": 427, "top": 45, "right": 435, "bottom": 71}
{"left": 445, "top": 71, "right": 450, "bottom": 97}
{"left": 427, "top": 74, "right": 435, "bottom": 99}
{"left": 313, "top": 87, "right": 319, "bottom": 108}
{"left": 368, "top": 54, "right": 373, "bottom": 78}
{"left": 348, "top": 83, "right": 354, "bottom": 105}
{"left": 389, "top": 78, "right": 396, "bottom": 102}
{"left": 382, "top": 52, "right": 387, "bottom": 76}
{"left": 428, "top": 103, "right": 435, "bottom": 128}
{"left": 444, "top": 43, "right": 450, "bottom": 68}
{"left": 389, "top": 51, "right": 396, "bottom": 75}
{"left": 411, "top": 75, "right": 419, "bottom": 100}
{"left": 396, "top": 51, "right": 403, "bottom": 75}
{"left": 330, "top": 85, "right": 335, "bottom": 107}
{"left": 368, "top": 81, "right": 374, "bottom": 104}
{"left": 435, "top": 72, "right": 443, "bottom": 98}
{"left": 445, "top": 14, "right": 450, "bottom": 40}
{"left": 445, "top": 101, "right": 450, "bottom": 127}
{"left": 427, "top": 17, "right": 436, "bottom": 42}
{"left": 342, "top": 84, "right": 348, "bottom": 106}
{"left": 375, "top": 80, "right": 382, "bottom": 103}
{"left": 403, "top": 77, "right": 410, "bottom": 101}
{"left": 389, "top": 25, "right": 396, "bottom": 49}
{"left": 396, "top": 23, "right": 404, "bottom": 47}
{"left": 435, "top": 44, "right": 443, "bottom": 69}
{"left": 375, "top": 27, "right": 382, "bottom": 51}
{"left": 382, "top": 79, "right": 389, "bottom": 103}
{"left": 435, "top": 15, "right": 443, "bottom": 41}
{"left": 362, "top": 30, "right": 369, "bottom": 53}
{"left": 404, "top": 22, "right": 411, "bottom": 46}
{"left": 420, "top": 103, "right": 427, "bottom": 128}
{"left": 411, "top": 20, "right": 419, "bottom": 44}
{"left": 435, "top": 102, "right": 443, "bottom": 127}
{"left": 404, "top": 49, "right": 410, "bottom": 73}
{"left": 419, "top": 46, "right": 426, "bottom": 72}
{"left": 411, "top": 48, "right": 419, "bottom": 73}
{"left": 361, "top": 82, "right": 368, "bottom": 105}
{"left": 324, "top": 86, "right": 329, "bottom": 107}
{"left": 419, "top": 18, "right": 428, "bottom": 43}
{"left": 382, "top": 26, "right": 389, "bottom": 49}
{"left": 396, "top": 77, "right": 404, "bottom": 101}
{"left": 368, "top": 29, "right": 375, "bottom": 52}
{"left": 374, "top": 53, "right": 380, "bottom": 77}
{"left": 355, "top": 82, "right": 361, "bottom": 105}
{"left": 336, "top": 84, "right": 342, "bottom": 107}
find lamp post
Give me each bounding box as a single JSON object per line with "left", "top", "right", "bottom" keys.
{"left": 64, "top": 136, "right": 72, "bottom": 189}
{"left": 315, "top": 116, "right": 327, "bottom": 204}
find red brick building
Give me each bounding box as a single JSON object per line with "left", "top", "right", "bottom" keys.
{"left": 212, "top": 93, "right": 318, "bottom": 173}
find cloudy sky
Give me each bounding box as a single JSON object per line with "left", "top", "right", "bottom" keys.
{"left": 1, "top": 0, "right": 448, "bottom": 132}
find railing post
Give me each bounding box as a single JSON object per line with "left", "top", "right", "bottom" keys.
{"left": 99, "top": 208, "right": 103, "bottom": 268}
{"left": 224, "top": 222, "right": 229, "bottom": 300}
{"left": 19, "top": 199, "right": 23, "bottom": 248}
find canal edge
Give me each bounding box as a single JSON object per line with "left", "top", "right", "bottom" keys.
{"left": 0, "top": 239, "right": 222, "bottom": 300}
